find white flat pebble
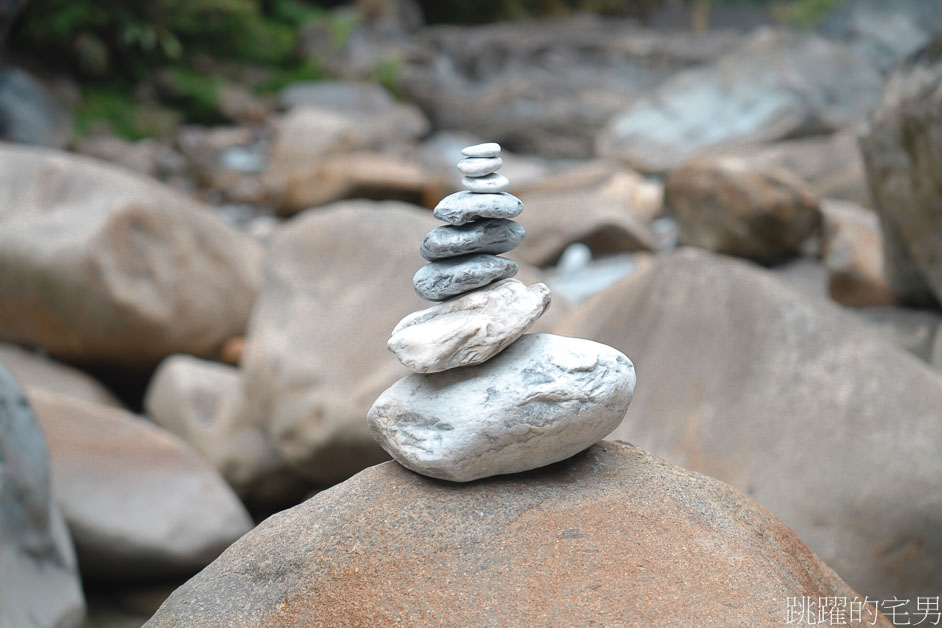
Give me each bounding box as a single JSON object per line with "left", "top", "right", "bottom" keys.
{"left": 457, "top": 157, "right": 502, "bottom": 177}
{"left": 461, "top": 142, "right": 501, "bottom": 158}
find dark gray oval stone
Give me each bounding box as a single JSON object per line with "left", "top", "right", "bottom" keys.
{"left": 413, "top": 255, "right": 519, "bottom": 301}
{"left": 421, "top": 219, "right": 526, "bottom": 262}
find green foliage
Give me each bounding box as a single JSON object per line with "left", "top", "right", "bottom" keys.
{"left": 775, "top": 0, "right": 847, "bottom": 28}
{"left": 74, "top": 85, "right": 181, "bottom": 140}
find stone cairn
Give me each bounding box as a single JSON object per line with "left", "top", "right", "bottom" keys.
{"left": 368, "top": 142, "right": 637, "bottom": 482}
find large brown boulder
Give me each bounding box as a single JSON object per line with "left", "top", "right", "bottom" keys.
{"left": 0, "top": 144, "right": 261, "bottom": 367}
{"left": 859, "top": 43, "right": 942, "bottom": 307}
{"left": 557, "top": 248, "right": 942, "bottom": 604}
{"left": 29, "top": 389, "right": 253, "bottom": 580}
{"left": 665, "top": 156, "right": 821, "bottom": 263}
{"left": 146, "top": 441, "right": 885, "bottom": 627}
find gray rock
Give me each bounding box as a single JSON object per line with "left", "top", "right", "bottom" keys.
{"left": 462, "top": 172, "right": 509, "bottom": 193}
{"left": 368, "top": 333, "right": 635, "bottom": 482}
{"left": 389, "top": 279, "right": 551, "bottom": 373}
{"left": 461, "top": 142, "right": 501, "bottom": 158}
{"left": 457, "top": 156, "right": 501, "bottom": 177}
{"left": 0, "top": 365, "right": 85, "bottom": 628}
{"left": 859, "top": 43, "right": 942, "bottom": 307}
{"left": 0, "top": 63, "right": 73, "bottom": 148}
{"left": 30, "top": 389, "right": 254, "bottom": 580}
{"left": 434, "top": 191, "right": 523, "bottom": 225}
{"left": 597, "top": 28, "right": 884, "bottom": 172}
{"left": 413, "top": 255, "right": 518, "bottom": 301}
{"left": 421, "top": 219, "right": 526, "bottom": 261}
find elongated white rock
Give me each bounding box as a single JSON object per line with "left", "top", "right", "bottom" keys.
{"left": 413, "top": 254, "right": 518, "bottom": 301}
{"left": 368, "top": 333, "right": 636, "bottom": 482}
{"left": 434, "top": 191, "right": 523, "bottom": 226}
{"left": 462, "top": 173, "right": 509, "bottom": 194}
{"left": 457, "top": 157, "right": 502, "bottom": 177}
{"left": 389, "top": 279, "right": 551, "bottom": 373}
{"left": 461, "top": 142, "right": 501, "bottom": 158}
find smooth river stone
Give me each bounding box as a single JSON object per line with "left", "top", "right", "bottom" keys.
{"left": 413, "top": 255, "right": 518, "bottom": 301}
{"left": 389, "top": 279, "right": 551, "bottom": 373}
{"left": 461, "top": 142, "right": 501, "bottom": 158}
{"left": 421, "top": 219, "right": 526, "bottom": 261}
{"left": 434, "top": 191, "right": 523, "bottom": 226}
{"left": 368, "top": 333, "right": 636, "bottom": 482}
{"left": 457, "top": 157, "right": 502, "bottom": 177}
{"left": 462, "top": 173, "right": 509, "bottom": 194}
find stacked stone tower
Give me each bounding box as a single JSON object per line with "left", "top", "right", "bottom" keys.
{"left": 368, "top": 142, "right": 636, "bottom": 482}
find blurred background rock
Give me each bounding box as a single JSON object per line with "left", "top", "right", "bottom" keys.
{"left": 2, "top": 0, "right": 942, "bottom": 626}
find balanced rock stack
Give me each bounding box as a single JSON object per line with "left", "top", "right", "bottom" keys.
{"left": 369, "top": 142, "right": 637, "bottom": 482}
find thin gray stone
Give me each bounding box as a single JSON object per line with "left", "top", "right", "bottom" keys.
{"left": 463, "top": 173, "right": 509, "bottom": 193}
{"left": 368, "top": 333, "right": 636, "bottom": 482}
{"left": 421, "top": 219, "right": 526, "bottom": 261}
{"left": 461, "top": 142, "right": 501, "bottom": 158}
{"left": 457, "top": 157, "right": 502, "bottom": 177}
{"left": 413, "top": 255, "right": 518, "bottom": 301}
{"left": 434, "top": 191, "right": 523, "bottom": 226}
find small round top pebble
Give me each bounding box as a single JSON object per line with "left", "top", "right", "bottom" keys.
{"left": 461, "top": 142, "right": 501, "bottom": 158}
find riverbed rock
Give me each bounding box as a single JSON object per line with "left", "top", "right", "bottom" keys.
{"left": 388, "top": 279, "right": 550, "bottom": 373}
{"left": 421, "top": 218, "right": 525, "bottom": 261}
{"left": 0, "top": 144, "right": 261, "bottom": 367}
{"left": 413, "top": 254, "right": 518, "bottom": 301}
{"left": 557, "top": 248, "right": 942, "bottom": 605}
{"left": 820, "top": 199, "right": 894, "bottom": 307}
{"left": 146, "top": 441, "right": 886, "bottom": 627}
{"left": 859, "top": 42, "right": 942, "bottom": 306}
{"left": 398, "top": 15, "right": 742, "bottom": 157}
{"left": 29, "top": 389, "right": 253, "bottom": 580}
{"left": 434, "top": 190, "right": 523, "bottom": 225}
{"left": 665, "top": 156, "right": 821, "bottom": 263}
{"left": 0, "top": 343, "right": 121, "bottom": 407}
{"left": 369, "top": 334, "right": 634, "bottom": 482}
{"left": 0, "top": 366, "right": 85, "bottom": 628}
{"left": 598, "top": 28, "right": 884, "bottom": 172}
{"left": 264, "top": 86, "right": 430, "bottom": 214}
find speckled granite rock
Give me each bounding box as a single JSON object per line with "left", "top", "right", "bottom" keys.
{"left": 145, "top": 441, "right": 887, "bottom": 628}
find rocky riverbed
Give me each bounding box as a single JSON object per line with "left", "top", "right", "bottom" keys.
{"left": 2, "top": 1, "right": 942, "bottom": 625}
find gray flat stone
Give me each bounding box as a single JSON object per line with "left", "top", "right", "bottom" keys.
{"left": 457, "top": 157, "right": 502, "bottom": 177}
{"left": 389, "top": 279, "right": 551, "bottom": 373}
{"left": 421, "top": 219, "right": 526, "bottom": 261}
{"left": 413, "top": 255, "right": 518, "bottom": 301}
{"left": 368, "top": 333, "right": 636, "bottom": 481}
{"left": 461, "top": 142, "right": 501, "bottom": 158}
{"left": 463, "top": 173, "right": 509, "bottom": 193}
{"left": 434, "top": 191, "right": 523, "bottom": 226}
